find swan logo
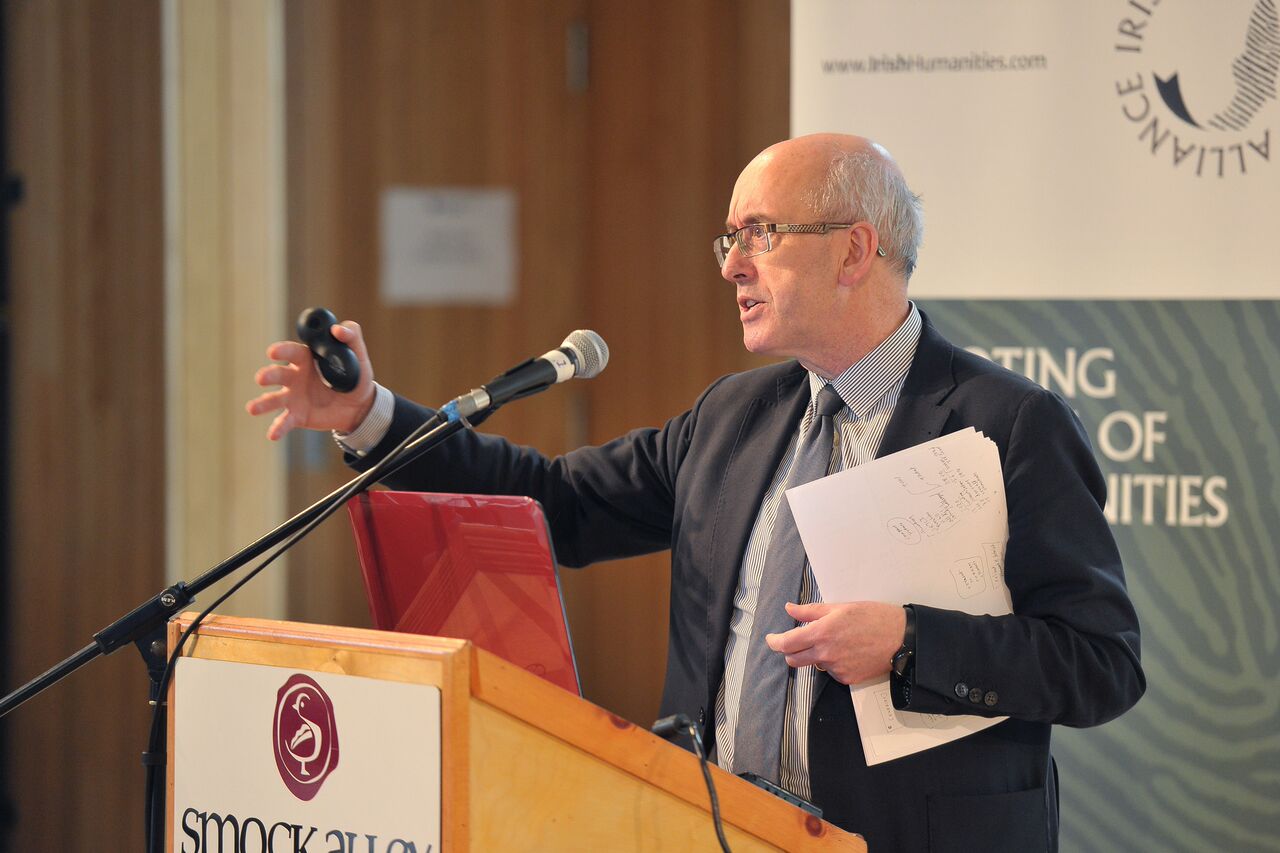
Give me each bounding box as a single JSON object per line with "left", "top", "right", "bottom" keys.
{"left": 1113, "top": 1, "right": 1277, "bottom": 176}
{"left": 272, "top": 674, "right": 341, "bottom": 801}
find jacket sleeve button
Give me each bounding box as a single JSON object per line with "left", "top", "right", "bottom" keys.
{"left": 984, "top": 691, "right": 998, "bottom": 707}
{"left": 954, "top": 682, "right": 969, "bottom": 699}
{"left": 968, "top": 687, "right": 983, "bottom": 703}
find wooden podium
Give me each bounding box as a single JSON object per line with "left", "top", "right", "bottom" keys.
{"left": 166, "top": 613, "right": 866, "bottom": 851}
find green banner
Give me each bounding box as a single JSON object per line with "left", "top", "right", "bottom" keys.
{"left": 921, "top": 299, "right": 1280, "bottom": 852}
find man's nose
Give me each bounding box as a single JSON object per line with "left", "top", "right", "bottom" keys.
{"left": 720, "top": 244, "right": 754, "bottom": 283}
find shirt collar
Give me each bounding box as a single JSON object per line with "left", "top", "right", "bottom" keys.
{"left": 807, "top": 302, "right": 923, "bottom": 418}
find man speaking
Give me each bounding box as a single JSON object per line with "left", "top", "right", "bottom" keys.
{"left": 247, "top": 133, "right": 1144, "bottom": 852}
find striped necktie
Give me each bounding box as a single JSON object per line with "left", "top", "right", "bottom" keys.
{"left": 733, "top": 383, "right": 844, "bottom": 784}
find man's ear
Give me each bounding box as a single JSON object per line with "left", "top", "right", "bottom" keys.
{"left": 838, "top": 221, "right": 882, "bottom": 285}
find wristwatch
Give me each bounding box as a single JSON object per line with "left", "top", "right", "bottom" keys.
{"left": 891, "top": 605, "right": 917, "bottom": 677}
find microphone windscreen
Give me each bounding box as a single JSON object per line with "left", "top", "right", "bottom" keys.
{"left": 562, "top": 330, "right": 609, "bottom": 379}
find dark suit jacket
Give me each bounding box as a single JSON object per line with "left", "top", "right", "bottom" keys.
{"left": 350, "top": 315, "right": 1145, "bottom": 852}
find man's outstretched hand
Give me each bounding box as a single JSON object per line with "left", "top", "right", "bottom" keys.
{"left": 245, "top": 320, "right": 376, "bottom": 440}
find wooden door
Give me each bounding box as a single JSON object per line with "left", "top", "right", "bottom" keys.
{"left": 3, "top": 1, "right": 165, "bottom": 848}
{"left": 283, "top": 0, "right": 789, "bottom": 726}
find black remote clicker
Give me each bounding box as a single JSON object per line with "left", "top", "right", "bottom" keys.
{"left": 296, "top": 307, "right": 361, "bottom": 393}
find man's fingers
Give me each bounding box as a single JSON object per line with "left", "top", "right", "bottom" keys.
{"left": 765, "top": 600, "right": 830, "bottom": 653}
{"left": 334, "top": 321, "right": 369, "bottom": 362}
{"left": 267, "top": 409, "right": 295, "bottom": 442}
{"left": 255, "top": 363, "right": 301, "bottom": 388}
{"left": 265, "top": 340, "right": 312, "bottom": 364}
{"left": 246, "top": 389, "right": 290, "bottom": 416}
{"left": 783, "top": 650, "right": 823, "bottom": 669}
{"left": 766, "top": 622, "right": 816, "bottom": 654}
{"left": 786, "top": 601, "right": 832, "bottom": 622}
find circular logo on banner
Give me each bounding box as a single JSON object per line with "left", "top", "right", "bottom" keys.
{"left": 272, "top": 674, "right": 340, "bottom": 801}
{"left": 1113, "top": 1, "right": 1278, "bottom": 176}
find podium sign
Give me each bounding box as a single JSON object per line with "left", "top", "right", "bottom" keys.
{"left": 166, "top": 613, "right": 865, "bottom": 852}
{"left": 172, "top": 657, "right": 441, "bottom": 852}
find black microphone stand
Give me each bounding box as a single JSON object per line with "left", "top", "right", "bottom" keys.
{"left": 0, "top": 400, "right": 480, "bottom": 847}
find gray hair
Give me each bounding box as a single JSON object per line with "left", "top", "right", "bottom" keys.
{"left": 806, "top": 150, "right": 924, "bottom": 279}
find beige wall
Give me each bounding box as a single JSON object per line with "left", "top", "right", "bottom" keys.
{"left": 165, "top": 0, "right": 290, "bottom": 620}
{"left": 2, "top": 1, "right": 789, "bottom": 847}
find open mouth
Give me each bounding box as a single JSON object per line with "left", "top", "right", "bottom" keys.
{"left": 738, "top": 297, "right": 764, "bottom": 315}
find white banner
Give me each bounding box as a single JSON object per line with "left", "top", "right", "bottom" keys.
{"left": 792, "top": 0, "right": 1280, "bottom": 299}
{"left": 794, "top": 4, "right": 1280, "bottom": 851}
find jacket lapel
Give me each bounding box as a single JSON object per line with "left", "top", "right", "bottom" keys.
{"left": 875, "top": 313, "right": 958, "bottom": 459}
{"left": 705, "top": 366, "right": 810, "bottom": 718}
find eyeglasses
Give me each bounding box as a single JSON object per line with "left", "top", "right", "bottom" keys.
{"left": 712, "top": 222, "right": 886, "bottom": 268}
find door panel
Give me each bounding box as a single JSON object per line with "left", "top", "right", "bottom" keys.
{"left": 283, "top": 0, "right": 788, "bottom": 727}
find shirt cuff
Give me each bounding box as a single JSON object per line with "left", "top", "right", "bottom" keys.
{"left": 332, "top": 383, "right": 394, "bottom": 457}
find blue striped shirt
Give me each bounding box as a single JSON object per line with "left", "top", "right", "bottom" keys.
{"left": 713, "top": 303, "right": 922, "bottom": 798}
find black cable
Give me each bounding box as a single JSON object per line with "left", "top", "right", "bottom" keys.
{"left": 652, "top": 714, "right": 731, "bottom": 853}
{"left": 690, "top": 724, "right": 731, "bottom": 853}
{"left": 143, "top": 408, "right": 460, "bottom": 852}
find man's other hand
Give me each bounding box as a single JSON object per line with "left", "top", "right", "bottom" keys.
{"left": 766, "top": 600, "right": 906, "bottom": 685}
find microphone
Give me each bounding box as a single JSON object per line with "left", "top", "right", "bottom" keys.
{"left": 651, "top": 713, "right": 695, "bottom": 740}
{"left": 446, "top": 330, "right": 609, "bottom": 419}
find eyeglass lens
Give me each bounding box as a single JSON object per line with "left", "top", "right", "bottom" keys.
{"left": 714, "top": 225, "right": 769, "bottom": 267}
{"left": 714, "top": 235, "right": 731, "bottom": 266}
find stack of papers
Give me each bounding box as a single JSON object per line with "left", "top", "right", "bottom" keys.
{"left": 786, "top": 428, "right": 1010, "bottom": 765}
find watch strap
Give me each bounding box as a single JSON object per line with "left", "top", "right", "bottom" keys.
{"left": 892, "top": 604, "right": 917, "bottom": 677}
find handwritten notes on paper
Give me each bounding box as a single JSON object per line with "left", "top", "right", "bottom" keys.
{"left": 786, "top": 428, "right": 1011, "bottom": 765}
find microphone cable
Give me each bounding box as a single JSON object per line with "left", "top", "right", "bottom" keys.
{"left": 651, "top": 714, "right": 731, "bottom": 853}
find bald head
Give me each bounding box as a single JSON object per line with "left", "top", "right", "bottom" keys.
{"left": 733, "top": 133, "right": 923, "bottom": 280}
{"left": 750, "top": 133, "right": 888, "bottom": 178}
{"left": 721, "top": 134, "right": 922, "bottom": 375}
